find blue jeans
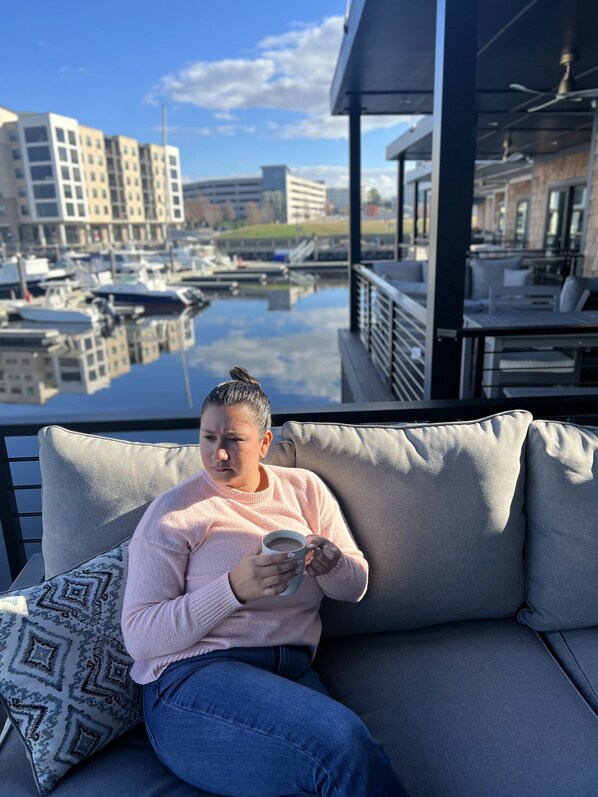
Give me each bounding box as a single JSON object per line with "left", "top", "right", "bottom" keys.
{"left": 143, "top": 645, "right": 407, "bottom": 797}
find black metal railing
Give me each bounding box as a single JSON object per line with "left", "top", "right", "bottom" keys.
{"left": 355, "top": 264, "right": 427, "bottom": 401}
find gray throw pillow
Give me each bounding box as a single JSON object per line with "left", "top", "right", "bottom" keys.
{"left": 39, "top": 426, "right": 295, "bottom": 579}
{"left": 371, "top": 260, "right": 423, "bottom": 282}
{"left": 283, "top": 411, "right": 531, "bottom": 638}
{"left": 0, "top": 541, "right": 141, "bottom": 796}
{"left": 518, "top": 421, "right": 598, "bottom": 631}
{"left": 503, "top": 268, "right": 533, "bottom": 287}
{"left": 470, "top": 256, "right": 525, "bottom": 300}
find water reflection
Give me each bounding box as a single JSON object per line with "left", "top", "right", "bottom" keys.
{"left": 0, "top": 279, "right": 348, "bottom": 414}
{"left": 0, "top": 310, "right": 197, "bottom": 405}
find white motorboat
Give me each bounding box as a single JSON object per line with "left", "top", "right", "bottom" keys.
{"left": 0, "top": 255, "right": 51, "bottom": 296}
{"left": 91, "top": 265, "right": 208, "bottom": 309}
{"left": 11, "top": 282, "right": 105, "bottom": 325}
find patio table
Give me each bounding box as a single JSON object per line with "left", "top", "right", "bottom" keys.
{"left": 460, "top": 310, "right": 598, "bottom": 398}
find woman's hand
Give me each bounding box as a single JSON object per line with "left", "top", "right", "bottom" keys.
{"left": 305, "top": 536, "right": 342, "bottom": 577}
{"left": 228, "top": 549, "right": 302, "bottom": 602}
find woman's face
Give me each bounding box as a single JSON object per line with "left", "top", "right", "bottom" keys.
{"left": 200, "top": 403, "right": 273, "bottom": 492}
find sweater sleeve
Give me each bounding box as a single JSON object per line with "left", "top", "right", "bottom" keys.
{"left": 121, "top": 500, "right": 242, "bottom": 662}
{"left": 309, "top": 475, "right": 369, "bottom": 602}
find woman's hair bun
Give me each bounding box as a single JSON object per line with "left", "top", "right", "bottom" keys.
{"left": 229, "top": 366, "right": 261, "bottom": 387}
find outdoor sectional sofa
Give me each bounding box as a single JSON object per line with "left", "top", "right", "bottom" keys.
{"left": 1, "top": 410, "right": 598, "bottom": 796}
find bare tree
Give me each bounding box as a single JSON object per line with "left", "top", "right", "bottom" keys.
{"left": 223, "top": 202, "right": 237, "bottom": 222}
{"left": 244, "top": 201, "right": 260, "bottom": 226}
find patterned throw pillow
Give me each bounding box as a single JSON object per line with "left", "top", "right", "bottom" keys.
{"left": 0, "top": 541, "right": 142, "bottom": 795}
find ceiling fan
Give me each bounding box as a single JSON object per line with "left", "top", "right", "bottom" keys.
{"left": 510, "top": 52, "right": 598, "bottom": 112}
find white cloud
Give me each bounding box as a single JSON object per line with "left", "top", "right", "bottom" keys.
{"left": 291, "top": 165, "right": 400, "bottom": 199}
{"left": 148, "top": 16, "right": 408, "bottom": 140}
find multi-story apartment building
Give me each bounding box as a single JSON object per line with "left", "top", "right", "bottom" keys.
{"left": 183, "top": 165, "right": 326, "bottom": 224}
{"left": 0, "top": 105, "right": 182, "bottom": 250}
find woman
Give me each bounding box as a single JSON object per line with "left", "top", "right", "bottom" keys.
{"left": 122, "top": 367, "right": 406, "bottom": 797}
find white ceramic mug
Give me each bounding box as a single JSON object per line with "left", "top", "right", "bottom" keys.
{"left": 261, "top": 530, "right": 308, "bottom": 596}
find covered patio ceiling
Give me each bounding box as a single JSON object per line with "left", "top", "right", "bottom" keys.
{"left": 332, "top": 0, "right": 598, "bottom": 160}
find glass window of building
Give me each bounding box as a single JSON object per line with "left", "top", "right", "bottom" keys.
{"left": 8, "top": 131, "right": 17, "bottom": 141}
{"left": 68, "top": 130, "right": 76, "bottom": 146}
{"left": 514, "top": 199, "right": 529, "bottom": 245}
{"left": 61, "top": 165, "right": 70, "bottom": 180}
{"left": 170, "top": 169, "right": 177, "bottom": 179}
{"left": 36, "top": 202, "right": 59, "bottom": 217}
{"left": 96, "top": 139, "right": 101, "bottom": 149}
{"left": 66, "top": 202, "right": 75, "bottom": 216}
{"left": 64, "top": 185, "right": 73, "bottom": 198}
{"left": 58, "top": 147, "right": 68, "bottom": 162}
{"left": 15, "top": 168, "right": 24, "bottom": 179}
{"left": 18, "top": 188, "right": 27, "bottom": 197}
{"left": 56, "top": 128, "right": 65, "bottom": 143}
{"left": 169, "top": 155, "right": 176, "bottom": 166}
{"left": 24, "top": 127, "right": 49, "bottom": 143}
{"left": 75, "top": 186, "right": 83, "bottom": 199}
{"left": 73, "top": 168, "right": 81, "bottom": 181}
{"left": 70, "top": 149, "right": 79, "bottom": 164}
{"left": 33, "top": 184, "right": 56, "bottom": 200}
{"left": 78, "top": 203, "right": 85, "bottom": 216}
{"left": 544, "top": 184, "right": 587, "bottom": 252}
{"left": 20, "top": 205, "right": 29, "bottom": 215}
{"left": 11, "top": 149, "right": 21, "bottom": 160}
{"left": 30, "top": 165, "right": 53, "bottom": 181}
{"left": 85, "top": 136, "right": 91, "bottom": 146}
{"left": 88, "top": 154, "right": 93, "bottom": 164}
{"left": 95, "top": 205, "right": 100, "bottom": 214}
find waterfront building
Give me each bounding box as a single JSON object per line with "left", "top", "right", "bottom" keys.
{"left": 0, "top": 105, "right": 182, "bottom": 249}
{"left": 183, "top": 164, "right": 326, "bottom": 224}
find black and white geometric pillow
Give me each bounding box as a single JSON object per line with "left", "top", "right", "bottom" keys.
{"left": 0, "top": 541, "right": 142, "bottom": 795}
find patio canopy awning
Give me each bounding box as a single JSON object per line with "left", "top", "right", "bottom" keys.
{"left": 332, "top": 0, "right": 598, "bottom": 159}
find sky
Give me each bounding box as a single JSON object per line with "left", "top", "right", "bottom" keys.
{"left": 1, "top": 0, "right": 415, "bottom": 198}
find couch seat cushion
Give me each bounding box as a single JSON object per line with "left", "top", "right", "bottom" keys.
{"left": 372, "top": 260, "right": 423, "bottom": 282}
{"left": 559, "top": 275, "right": 598, "bottom": 312}
{"left": 0, "top": 724, "right": 210, "bottom": 797}
{"left": 38, "top": 426, "right": 295, "bottom": 578}
{"left": 518, "top": 421, "right": 598, "bottom": 631}
{"left": 283, "top": 411, "right": 531, "bottom": 637}
{"left": 544, "top": 627, "right": 598, "bottom": 715}
{"left": 314, "top": 619, "right": 598, "bottom": 797}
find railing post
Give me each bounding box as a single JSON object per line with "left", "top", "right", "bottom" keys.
{"left": 0, "top": 435, "right": 26, "bottom": 580}
{"left": 349, "top": 108, "right": 361, "bottom": 333}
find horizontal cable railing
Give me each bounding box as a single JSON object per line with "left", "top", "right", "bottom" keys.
{"left": 2, "top": 396, "right": 598, "bottom": 588}
{"left": 355, "top": 265, "right": 427, "bottom": 400}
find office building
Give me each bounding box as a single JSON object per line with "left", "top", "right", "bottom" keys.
{"left": 183, "top": 165, "right": 326, "bottom": 224}
{"left": 0, "top": 105, "right": 182, "bottom": 249}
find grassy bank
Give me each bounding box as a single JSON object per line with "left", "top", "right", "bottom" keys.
{"left": 218, "top": 219, "right": 412, "bottom": 240}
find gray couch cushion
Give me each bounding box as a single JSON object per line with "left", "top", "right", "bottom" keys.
{"left": 544, "top": 627, "right": 598, "bottom": 715}
{"left": 282, "top": 411, "right": 531, "bottom": 637}
{"left": 469, "top": 256, "right": 525, "bottom": 300}
{"left": 372, "top": 260, "right": 423, "bottom": 282}
{"left": 0, "top": 725, "right": 210, "bottom": 796}
{"left": 39, "top": 426, "right": 295, "bottom": 579}
{"left": 559, "top": 275, "right": 598, "bottom": 312}
{"left": 518, "top": 421, "right": 598, "bottom": 631}
{"left": 314, "top": 619, "right": 598, "bottom": 797}
{"left": 503, "top": 267, "right": 533, "bottom": 287}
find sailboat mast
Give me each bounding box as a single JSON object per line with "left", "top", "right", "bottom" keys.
{"left": 162, "top": 105, "right": 171, "bottom": 246}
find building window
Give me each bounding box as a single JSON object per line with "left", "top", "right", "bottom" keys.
{"left": 169, "top": 155, "right": 176, "bottom": 166}
{"left": 85, "top": 136, "right": 91, "bottom": 146}
{"left": 66, "top": 202, "right": 75, "bottom": 217}
{"left": 21, "top": 205, "right": 29, "bottom": 216}
{"left": 68, "top": 130, "right": 76, "bottom": 146}
{"left": 27, "top": 145, "right": 51, "bottom": 162}
{"left": 77, "top": 203, "right": 85, "bottom": 216}
{"left": 11, "top": 149, "right": 21, "bottom": 160}
{"left": 24, "top": 126, "right": 49, "bottom": 143}
{"left": 59, "top": 147, "right": 68, "bottom": 162}
{"left": 75, "top": 185, "right": 83, "bottom": 199}
{"left": 8, "top": 131, "right": 17, "bottom": 142}
{"left": 544, "top": 184, "right": 587, "bottom": 252}
{"left": 514, "top": 199, "right": 529, "bottom": 246}
{"left": 92, "top": 188, "right": 98, "bottom": 199}
{"left": 64, "top": 185, "right": 73, "bottom": 198}
{"left": 61, "top": 165, "right": 70, "bottom": 180}
{"left": 96, "top": 139, "right": 101, "bottom": 149}
{"left": 33, "top": 184, "right": 56, "bottom": 199}
{"left": 18, "top": 187, "right": 27, "bottom": 197}
{"left": 30, "top": 165, "right": 53, "bottom": 181}
{"left": 94, "top": 205, "right": 100, "bottom": 214}
{"left": 174, "top": 209, "right": 181, "bottom": 219}
{"left": 73, "top": 168, "right": 81, "bottom": 181}
{"left": 36, "top": 202, "right": 59, "bottom": 217}
{"left": 70, "top": 149, "right": 79, "bottom": 164}
{"left": 87, "top": 154, "right": 93, "bottom": 164}
{"left": 56, "top": 128, "right": 65, "bottom": 143}
{"left": 15, "top": 168, "right": 24, "bottom": 179}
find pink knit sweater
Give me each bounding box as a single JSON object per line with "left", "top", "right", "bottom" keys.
{"left": 121, "top": 464, "right": 368, "bottom": 684}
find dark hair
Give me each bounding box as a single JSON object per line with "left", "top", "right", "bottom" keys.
{"left": 200, "top": 367, "right": 272, "bottom": 436}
